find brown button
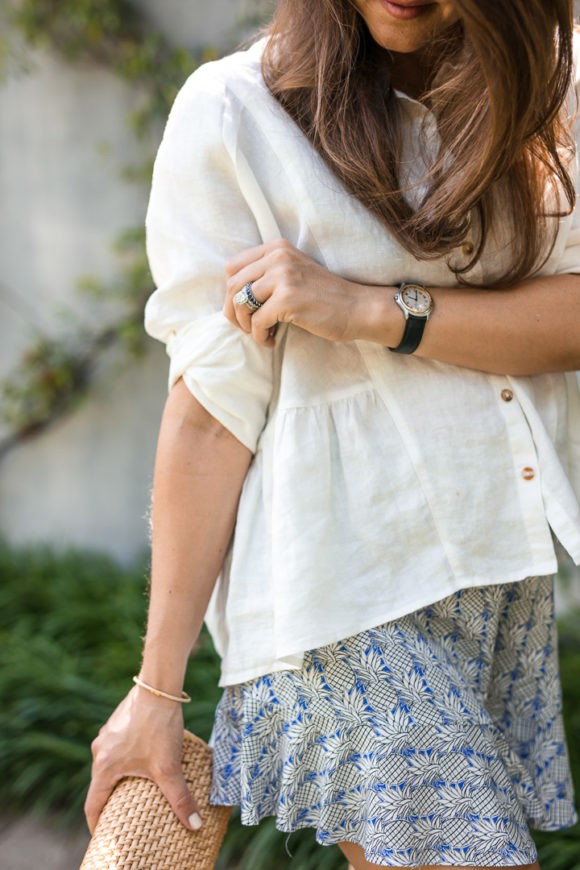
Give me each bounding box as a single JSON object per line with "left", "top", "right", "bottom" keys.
{"left": 462, "top": 241, "right": 474, "bottom": 256}
{"left": 501, "top": 389, "right": 513, "bottom": 402}
{"left": 522, "top": 467, "right": 535, "bottom": 480}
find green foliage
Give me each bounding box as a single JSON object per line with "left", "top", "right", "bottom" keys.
{"left": 6, "top": 0, "right": 204, "bottom": 133}
{"left": 74, "top": 227, "right": 154, "bottom": 357}
{"left": 0, "top": 337, "right": 91, "bottom": 436}
{"left": 0, "top": 539, "right": 347, "bottom": 866}
{"left": 0, "top": 223, "right": 152, "bottom": 455}
{"left": 0, "top": 538, "right": 225, "bottom": 820}
{"left": 0, "top": 540, "right": 151, "bottom": 821}
{"left": 532, "top": 609, "right": 580, "bottom": 870}
{"left": 0, "top": 0, "right": 204, "bottom": 459}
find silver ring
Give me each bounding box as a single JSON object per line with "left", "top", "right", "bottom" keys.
{"left": 234, "top": 281, "right": 262, "bottom": 313}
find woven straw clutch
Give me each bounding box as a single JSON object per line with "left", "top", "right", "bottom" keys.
{"left": 80, "top": 730, "right": 232, "bottom": 870}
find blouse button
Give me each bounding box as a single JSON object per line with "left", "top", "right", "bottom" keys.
{"left": 462, "top": 241, "right": 474, "bottom": 256}
{"left": 522, "top": 467, "right": 535, "bottom": 480}
{"left": 501, "top": 389, "right": 513, "bottom": 402}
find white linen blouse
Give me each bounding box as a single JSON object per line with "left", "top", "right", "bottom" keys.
{"left": 144, "top": 37, "right": 580, "bottom": 688}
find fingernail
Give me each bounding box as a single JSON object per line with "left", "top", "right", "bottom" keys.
{"left": 189, "top": 812, "right": 203, "bottom": 830}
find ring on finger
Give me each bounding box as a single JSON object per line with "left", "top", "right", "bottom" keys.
{"left": 234, "top": 281, "right": 262, "bottom": 313}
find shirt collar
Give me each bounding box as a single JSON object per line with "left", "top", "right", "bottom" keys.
{"left": 392, "top": 87, "right": 429, "bottom": 110}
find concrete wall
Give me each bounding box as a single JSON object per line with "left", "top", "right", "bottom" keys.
{"left": 0, "top": 0, "right": 270, "bottom": 563}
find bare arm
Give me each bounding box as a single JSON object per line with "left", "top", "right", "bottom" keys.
{"left": 223, "top": 239, "right": 580, "bottom": 376}
{"left": 360, "top": 272, "right": 580, "bottom": 376}
{"left": 140, "top": 376, "right": 252, "bottom": 694}
{"left": 85, "top": 377, "right": 251, "bottom": 834}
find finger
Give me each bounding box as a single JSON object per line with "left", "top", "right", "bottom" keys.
{"left": 229, "top": 275, "right": 270, "bottom": 334}
{"left": 225, "top": 237, "right": 291, "bottom": 279}
{"left": 224, "top": 273, "right": 260, "bottom": 330}
{"left": 250, "top": 297, "right": 280, "bottom": 348}
{"left": 157, "top": 769, "right": 203, "bottom": 831}
{"left": 84, "top": 775, "right": 118, "bottom": 835}
{"left": 224, "top": 242, "right": 268, "bottom": 280}
{"left": 224, "top": 254, "right": 268, "bottom": 328}
{"left": 225, "top": 255, "right": 270, "bottom": 303}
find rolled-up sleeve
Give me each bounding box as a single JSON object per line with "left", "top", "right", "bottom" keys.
{"left": 144, "top": 64, "right": 274, "bottom": 452}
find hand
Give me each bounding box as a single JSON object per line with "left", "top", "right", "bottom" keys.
{"left": 223, "top": 238, "right": 380, "bottom": 347}
{"left": 84, "top": 686, "right": 202, "bottom": 835}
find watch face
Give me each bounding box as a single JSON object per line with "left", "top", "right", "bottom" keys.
{"left": 401, "top": 284, "right": 432, "bottom": 314}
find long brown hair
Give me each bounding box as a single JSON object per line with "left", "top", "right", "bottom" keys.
{"left": 261, "top": 0, "right": 576, "bottom": 286}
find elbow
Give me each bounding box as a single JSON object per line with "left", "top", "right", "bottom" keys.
{"left": 542, "top": 343, "right": 580, "bottom": 375}
{"left": 165, "top": 377, "right": 232, "bottom": 440}
{"left": 501, "top": 351, "right": 580, "bottom": 377}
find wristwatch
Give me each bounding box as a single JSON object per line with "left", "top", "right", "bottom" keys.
{"left": 388, "top": 281, "right": 434, "bottom": 354}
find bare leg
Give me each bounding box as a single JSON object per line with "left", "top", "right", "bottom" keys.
{"left": 338, "top": 841, "right": 541, "bottom": 870}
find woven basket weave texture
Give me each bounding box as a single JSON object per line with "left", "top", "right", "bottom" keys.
{"left": 80, "top": 730, "right": 232, "bottom": 870}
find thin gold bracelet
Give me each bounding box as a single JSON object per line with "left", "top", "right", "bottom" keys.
{"left": 132, "top": 675, "right": 191, "bottom": 704}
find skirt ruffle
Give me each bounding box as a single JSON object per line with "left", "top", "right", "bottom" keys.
{"left": 209, "top": 576, "right": 577, "bottom": 866}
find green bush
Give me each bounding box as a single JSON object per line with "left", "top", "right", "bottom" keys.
{"left": 533, "top": 606, "right": 580, "bottom": 870}
{"left": 0, "top": 538, "right": 579, "bottom": 869}
{"left": 0, "top": 539, "right": 340, "bottom": 868}
{"left": 0, "top": 541, "right": 156, "bottom": 820}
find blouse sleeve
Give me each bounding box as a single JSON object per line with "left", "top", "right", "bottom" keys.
{"left": 553, "top": 31, "right": 580, "bottom": 276}
{"left": 143, "top": 63, "right": 275, "bottom": 453}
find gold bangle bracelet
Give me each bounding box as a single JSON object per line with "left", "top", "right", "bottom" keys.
{"left": 132, "top": 675, "right": 191, "bottom": 704}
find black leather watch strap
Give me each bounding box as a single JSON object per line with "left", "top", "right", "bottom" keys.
{"left": 389, "top": 316, "right": 427, "bottom": 354}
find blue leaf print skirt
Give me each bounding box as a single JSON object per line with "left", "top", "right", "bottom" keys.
{"left": 209, "top": 575, "right": 577, "bottom": 866}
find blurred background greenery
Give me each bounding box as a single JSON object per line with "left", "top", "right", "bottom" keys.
{"left": 1, "top": 539, "right": 580, "bottom": 870}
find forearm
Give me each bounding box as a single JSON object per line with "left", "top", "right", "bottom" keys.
{"left": 358, "top": 272, "right": 580, "bottom": 375}
{"left": 139, "top": 377, "right": 252, "bottom": 695}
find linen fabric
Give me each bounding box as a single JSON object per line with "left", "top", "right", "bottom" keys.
{"left": 209, "top": 575, "right": 577, "bottom": 867}
{"left": 144, "top": 37, "right": 580, "bottom": 687}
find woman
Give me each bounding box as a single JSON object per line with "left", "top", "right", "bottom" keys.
{"left": 85, "top": 0, "right": 580, "bottom": 867}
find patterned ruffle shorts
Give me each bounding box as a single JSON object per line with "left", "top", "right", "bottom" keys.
{"left": 209, "top": 575, "right": 577, "bottom": 866}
